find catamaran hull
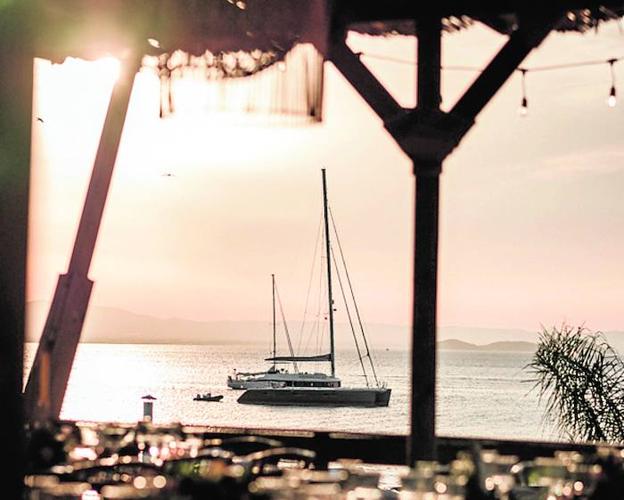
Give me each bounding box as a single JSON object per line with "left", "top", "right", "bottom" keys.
{"left": 237, "top": 388, "right": 391, "bottom": 407}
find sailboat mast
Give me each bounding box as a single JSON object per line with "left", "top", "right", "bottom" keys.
{"left": 272, "top": 273, "right": 276, "bottom": 369}
{"left": 321, "top": 169, "right": 336, "bottom": 377}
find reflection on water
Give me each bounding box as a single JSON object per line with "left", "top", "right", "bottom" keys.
{"left": 24, "top": 344, "right": 555, "bottom": 440}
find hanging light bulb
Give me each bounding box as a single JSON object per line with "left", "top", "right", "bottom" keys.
{"left": 607, "top": 59, "right": 617, "bottom": 108}
{"left": 518, "top": 69, "right": 528, "bottom": 116}
{"left": 608, "top": 86, "right": 617, "bottom": 108}
{"left": 519, "top": 96, "right": 528, "bottom": 116}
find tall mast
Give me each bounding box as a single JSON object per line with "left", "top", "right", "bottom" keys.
{"left": 271, "top": 273, "right": 276, "bottom": 370}
{"left": 321, "top": 169, "right": 336, "bottom": 377}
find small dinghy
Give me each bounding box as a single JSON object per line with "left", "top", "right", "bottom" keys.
{"left": 193, "top": 392, "right": 223, "bottom": 402}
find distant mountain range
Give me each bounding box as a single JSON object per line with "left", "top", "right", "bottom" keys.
{"left": 26, "top": 301, "right": 266, "bottom": 346}
{"left": 25, "top": 301, "right": 624, "bottom": 352}
{"left": 438, "top": 339, "right": 536, "bottom": 352}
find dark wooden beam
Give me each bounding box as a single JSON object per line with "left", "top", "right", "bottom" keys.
{"left": 190, "top": 425, "right": 612, "bottom": 466}
{"left": 24, "top": 55, "right": 141, "bottom": 421}
{"left": 409, "top": 15, "right": 442, "bottom": 465}
{"left": 328, "top": 8, "right": 565, "bottom": 468}
{"left": 333, "top": 1, "right": 620, "bottom": 26}
{"left": 410, "top": 171, "right": 441, "bottom": 463}
{"left": 417, "top": 19, "right": 442, "bottom": 113}
{"left": 329, "top": 38, "right": 404, "bottom": 123}
{"left": 329, "top": 8, "right": 561, "bottom": 468}
{"left": 384, "top": 11, "right": 562, "bottom": 163}
{"left": 451, "top": 12, "right": 561, "bottom": 124}
{"left": 0, "top": 4, "right": 34, "bottom": 497}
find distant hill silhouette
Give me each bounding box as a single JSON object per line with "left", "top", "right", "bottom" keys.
{"left": 437, "top": 339, "right": 478, "bottom": 350}
{"left": 437, "top": 326, "right": 538, "bottom": 344}
{"left": 438, "top": 339, "right": 536, "bottom": 352}
{"left": 26, "top": 301, "right": 269, "bottom": 345}
{"left": 25, "top": 302, "right": 624, "bottom": 352}
{"left": 27, "top": 301, "right": 412, "bottom": 347}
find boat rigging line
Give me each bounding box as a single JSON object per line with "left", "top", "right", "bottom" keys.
{"left": 330, "top": 243, "right": 370, "bottom": 387}
{"left": 316, "top": 236, "right": 327, "bottom": 356}
{"left": 273, "top": 279, "right": 299, "bottom": 373}
{"left": 297, "top": 212, "right": 323, "bottom": 356}
{"left": 329, "top": 206, "right": 380, "bottom": 387}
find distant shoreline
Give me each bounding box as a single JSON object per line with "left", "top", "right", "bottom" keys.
{"left": 438, "top": 339, "right": 536, "bottom": 352}
{"left": 24, "top": 339, "right": 537, "bottom": 353}
{"left": 25, "top": 301, "right": 623, "bottom": 353}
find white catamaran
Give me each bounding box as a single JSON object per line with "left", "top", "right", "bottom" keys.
{"left": 227, "top": 274, "right": 341, "bottom": 390}
{"left": 237, "top": 169, "right": 391, "bottom": 407}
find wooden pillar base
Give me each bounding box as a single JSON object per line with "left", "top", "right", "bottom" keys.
{"left": 409, "top": 167, "right": 441, "bottom": 463}
{"left": 24, "top": 273, "right": 94, "bottom": 420}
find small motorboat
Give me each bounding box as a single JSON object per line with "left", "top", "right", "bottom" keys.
{"left": 193, "top": 392, "right": 223, "bottom": 402}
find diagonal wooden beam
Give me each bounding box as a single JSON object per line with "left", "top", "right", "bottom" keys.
{"left": 451, "top": 12, "right": 562, "bottom": 125}
{"left": 24, "top": 55, "right": 141, "bottom": 421}
{"left": 329, "top": 38, "right": 404, "bottom": 123}
{"left": 384, "top": 11, "right": 563, "bottom": 163}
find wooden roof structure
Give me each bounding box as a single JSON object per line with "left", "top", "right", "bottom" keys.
{"left": 21, "top": 2, "right": 624, "bottom": 61}
{"left": 1, "top": 1, "right": 623, "bottom": 496}
{"left": 343, "top": 2, "right": 623, "bottom": 34}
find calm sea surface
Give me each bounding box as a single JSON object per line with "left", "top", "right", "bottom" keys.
{"left": 24, "top": 344, "right": 556, "bottom": 441}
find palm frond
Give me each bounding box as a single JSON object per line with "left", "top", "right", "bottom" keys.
{"left": 526, "top": 324, "right": 624, "bottom": 444}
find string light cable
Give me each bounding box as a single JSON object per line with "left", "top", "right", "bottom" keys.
{"left": 355, "top": 51, "right": 623, "bottom": 112}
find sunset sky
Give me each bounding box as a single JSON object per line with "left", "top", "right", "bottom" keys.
{"left": 27, "top": 21, "right": 624, "bottom": 335}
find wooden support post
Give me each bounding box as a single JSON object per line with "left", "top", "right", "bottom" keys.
{"left": 329, "top": 12, "right": 560, "bottom": 465}
{"left": 409, "top": 15, "right": 442, "bottom": 464}
{"left": 328, "top": 9, "right": 561, "bottom": 466}
{"left": 0, "top": 5, "right": 34, "bottom": 496}
{"left": 24, "top": 55, "right": 140, "bottom": 421}
{"left": 410, "top": 169, "right": 440, "bottom": 463}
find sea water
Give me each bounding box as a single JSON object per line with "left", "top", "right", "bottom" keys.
{"left": 23, "top": 344, "right": 556, "bottom": 441}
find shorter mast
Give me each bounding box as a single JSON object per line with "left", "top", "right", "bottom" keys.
{"left": 270, "top": 276, "right": 300, "bottom": 373}
{"left": 321, "top": 168, "right": 336, "bottom": 377}
{"left": 271, "top": 274, "right": 277, "bottom": 370}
